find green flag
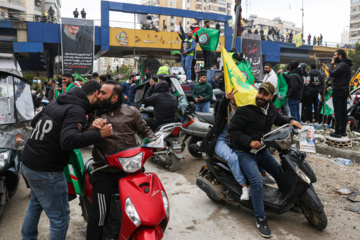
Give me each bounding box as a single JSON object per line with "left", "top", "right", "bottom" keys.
{"left": 140, "top": 61, "right": 145, "bottom": 80}
{"left": 321, "top": 88, "right": 334, "bottom": 115}
{"left": 196, "top": 28, "right": 220, "bottom": 51}
{"left": 74, "top": 71, "right": 87, "bottom": 83}
{"left": 274, "top": 73, "right": 288, "bottom": 108}
{"left": 237, "top": 60, "right": 255, "bottom": 85}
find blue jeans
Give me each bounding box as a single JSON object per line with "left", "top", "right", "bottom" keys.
{"left": 215, "top": 140, "right": 246, "bottom": 186}
{"left": 20, "top": 162, "right": 70, "bottom": 240}
{"left": 196, "top": 101, "right": 210, "bottom": 113}
{"left": 181, "top": 55, "right": 193, "bottom": 80}
{"left": 235, "top": 150, "right": 281, "bottom": 219}
{"left": 288, "top": 98, "right": 301, "bottom": 122}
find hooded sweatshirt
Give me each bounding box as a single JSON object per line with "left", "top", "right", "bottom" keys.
{"left": 22, "top": 87, "right": 102, "bottom": 172}
{"left": 144, "top": 81, "right": 177, "bottom": 124}
{"left": 329, "top": 58, "right": 353, "bottom": 91}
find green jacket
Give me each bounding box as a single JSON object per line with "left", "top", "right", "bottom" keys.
{"left": 193, "top": 81, "right": 213, "bottom": 103}
{"left": 31, "top": 83, "right": 42, "bottom": 96}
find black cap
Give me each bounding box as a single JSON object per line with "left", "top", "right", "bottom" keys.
{"left": 259, "top": 82, "right": 275, "bottom": 95}
{"left": 63, "top": 73, "right": 72, "bottom": 78}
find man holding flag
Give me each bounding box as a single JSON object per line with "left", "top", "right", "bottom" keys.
{"left": 221, "top": 45, "right": 301, "bottom": 237}
{"left": 197, "top": 20, "right": 220, "bottom": 70}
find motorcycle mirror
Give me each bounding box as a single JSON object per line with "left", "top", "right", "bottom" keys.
{"left": 189, "top": 102, "right": 196, "bottom": 111}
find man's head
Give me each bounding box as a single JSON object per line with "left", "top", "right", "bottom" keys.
{"left": 256, "top": 82, "right": 275, "bottom": 108}
{"left": 106, "top": 74, "right": 112, "bottom": 80}
{"left": 307, "top": 127, "right": 314, "bottom": 140}
{"left": 99, "top": 75, "right": 107, "bottom": 85}
{"left": 64, "top": 25, "right": 80, "bottom": 39}
{"left": 92, "top": 72, "right": 99, "bottom": 79}
{"left": 158, "top": 75, "right": 165, "bottom": 82}
{"left": 334, "top": 49, "right": 346, "bottom": 63}
{"left": 77, "top": 79, "right": 84, "bottom": 87}
{"left": 62, "top": 73, "right": 73, "bottom": 87}
{"left": 289, "top": 60, "right": 299, "bottom": 71}
{"left": 98, "top": 80, "right": 123, "bottom": 110}
{"left": 82, "top": 80, "right": 101, "bottom": 109}
{"left": 230, "top": 47, "right": 237, "bottom": 52}
{"left": 310, "top": 63, "right": 317, "bottom": 70}
{"left": 204, "top": 20, "right": 210, "bottom": 28}
{"left": 187, "top": 30, "right": 193, "bottom": 38}
{"left": 199, "top": 73, "right": 207, "bottom": 83}
{"left": 264, "top": 63, "right": 272, "bottom": 74}
{"left": 150, "top": 76, "right": 158, "bottom": 86}
{"left": 145, "top": 72, "right": 152, "bottom": 79}
{"left": 129, "top": 74, "right": 135, "bottom": 83}
{"left": 49, "top": 80, "right": 56, "bottom": 86}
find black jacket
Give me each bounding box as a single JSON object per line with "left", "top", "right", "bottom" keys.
{"left": 309, "top": 69, "right": 323, "bottom": 92}
{"left": 200, "top": 98, "right": 230, "bottom": 155}
{"left": 329, "top": 58, "right": 353, "bottom": 91}
{"left": 228, "top": 101, "right": 294, "bottom": 153}
{"left": 22, "top": 87, "right": 102, "bottom": 172}
{"left": 284, "top": 67, "right": 304, "bottom": 100}
{"left": 144, "top": 81, "right": 177, "bottom": 124}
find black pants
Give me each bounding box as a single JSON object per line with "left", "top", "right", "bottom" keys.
{"left": 302, "top": 90, "right": 312, "bottom": 122}
{"left": 144, "top": 117, "right": 160, "bottom": 131}
{"left": 191, "top": 58, "right": 196, "bottom": 81}
{"left": 333, "top": 89, "right": 349, "bottom": 134}
{"left": 310, "top": 90, "right": 321, "bottom": 123}
{"left": 86, "top": 171, "right": 126, "bottom": 240}
{"left": 203, "top": 50, "right": 213, "bottom": 69}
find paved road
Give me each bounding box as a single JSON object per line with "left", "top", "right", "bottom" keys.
{"left": 0, "top": 147, "right": 357, "bottom": 239}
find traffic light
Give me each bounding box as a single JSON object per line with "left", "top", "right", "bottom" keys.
{"left": 40, "top": 49, "right": 51, "bottom": 79}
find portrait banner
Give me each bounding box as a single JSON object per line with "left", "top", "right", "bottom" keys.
{"left": 61, "top": 18, "right": 94, "bottom": 75}
{"left": 298, "top": 126, "right": 316, "bottom": 153}
{"left": 241, "top": 33, "right": 263, "bottom": 80}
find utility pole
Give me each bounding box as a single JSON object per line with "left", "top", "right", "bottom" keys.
{"left": 232, "top": 0, "right": 242, "bottom": 49}
{"left": 301, "top": 0, "right": 304, "bottom": 38}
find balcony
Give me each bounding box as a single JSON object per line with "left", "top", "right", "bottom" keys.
{"left": 196, "top": 1, "right": 202, "bottom": 6}
{"left": 0, "top": 1, "right": 26, "bottom": 12}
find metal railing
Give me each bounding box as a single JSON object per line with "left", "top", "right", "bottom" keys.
{"left": 0, "top": 11, "right": 60, "bottom": 23}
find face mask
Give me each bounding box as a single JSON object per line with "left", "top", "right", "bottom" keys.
{"left": 33, "top": 80, "right": 37, "bottom": 83}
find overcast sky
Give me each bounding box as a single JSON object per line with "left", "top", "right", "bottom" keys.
{"left": 61, "top": 0, "right": 350, "bottom": 43}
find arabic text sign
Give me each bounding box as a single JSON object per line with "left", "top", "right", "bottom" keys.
{"left": 109, "top": 28, "right": 225, "bottom": 51}
{"left": 241, "top": 33, "right": 263, "bottom": 80}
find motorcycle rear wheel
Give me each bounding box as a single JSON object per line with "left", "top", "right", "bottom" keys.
{"left": 166, "top": 148, "right": 180, "bottom": 172}
{"left": 187, "top": 137, "right": 202, "bottom": 159}
{"left": 300, "top": 202, "right": 328, "bottom": 231}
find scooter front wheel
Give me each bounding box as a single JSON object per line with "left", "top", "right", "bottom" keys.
{"left": 166, "top": 151, "right": 180, "bottom": 172}
{"left": 187, "top": 137, "right": 203, "bottom": 158}
{"left": 300, "top": 202, "right": 328, "bottom": 231}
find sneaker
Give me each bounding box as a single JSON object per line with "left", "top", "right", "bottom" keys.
{"left": 240, "top": 186, "right": 250, "bottom": 201}
{"left": 330, "top": 132, "right": 341, "bottom": 138}
{"left": 262, "top": 174, "right": 276, "bottom": 185}
{"left": 256, "top": 218, "right": 272, "bottom": 238}
{"left": 341, "top": 132, "right": 347, "bottom": 137}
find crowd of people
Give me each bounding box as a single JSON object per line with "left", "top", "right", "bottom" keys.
{"left": 23, "top": 46, "right": 353, "bottom": 239}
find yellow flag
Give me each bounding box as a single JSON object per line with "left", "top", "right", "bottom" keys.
{"left": 294, "top": 33, "right": 302, "bottom": 48}
{"left": 241, "top": 20, "right": 247, "bottom": 27}
{"left": 221, "top": 45, "right": 257, "bottom": 107}
{"left": 322, "top": 63, "right": 329, "bottom": 78}
{"left": 350, "top": 69, "right": 360, "bottom": 87}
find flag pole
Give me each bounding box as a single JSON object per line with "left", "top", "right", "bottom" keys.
{"left": 232, "top": 0, "right": 241, "bottom": 49}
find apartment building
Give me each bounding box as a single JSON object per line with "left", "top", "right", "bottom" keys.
{"left": 248, "top": 15, "right": 302, "bottom": 36}
{"left": 350, "top": 0, "right": 360, "bottom": 44}
{"left": 0, "top": 0, "right": 61, "bottom": 22}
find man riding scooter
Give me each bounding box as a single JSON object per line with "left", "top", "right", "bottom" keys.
{"left": 87, "top": 80, "right": 155, "bottom": 240}
{"left": 228, "top": 82, "right": 301, "bottom": 238}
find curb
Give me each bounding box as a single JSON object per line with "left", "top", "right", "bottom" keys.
{"left": 293, "top": 139, "right": 360, "bottom": 164}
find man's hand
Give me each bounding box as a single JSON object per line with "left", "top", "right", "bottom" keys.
{"left": 62, "top": 84, "right": 66, "bottom": 92}
{"left": 124, "top": 95, "right": 128, "bottom": 100}
{"left": 278, "top": 69, "right": 284, "bottom": 74}
{"left": 195, "top": 98, "right": 199, "bottom": 103}
{"left": 198, "top": 96, "right": 204, "bottom": 101}
{"left": 331, "top": 56, "right": 335, "bottom": 64}
{"left": 183, "top": 51, "right": 187, "bottom": 54}
{"left": 249, "top": 141, "right": 262, "bottom": 149}
{"left": 179, "top": 20, "right": 182, "bottom": 26}
{"left": 100, "top": 124, "right": 113, "bottom": 138}
{"left": 225, "top": 87, "right": 238, "bottom": 100}
{"left": 92, "top": 118, "right": 107, "bottom": 129}
{"left": 290, "top": 120, "right": 302, "bottom": 129}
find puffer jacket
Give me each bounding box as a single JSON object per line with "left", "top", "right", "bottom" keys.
{"left": 92, "top": 105, "right": 155, "bottom": 172}
{"left": 285, "top": 67, "right": 304, "bottom": 100}
{"left": 144, "top": 81, "right": 178, "bottom": 124}
{"left": 329, "top": 58, "right": 353, "bottom": 90}
{"left": 193, "top": 81, "right": 213, "bottom": 103}
{"left": 22, "top": 87, "right": 102, "bottom": 172}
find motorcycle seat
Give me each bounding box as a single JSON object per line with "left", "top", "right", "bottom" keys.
{"left": 213, "top": 154, "right": 229, "bottom": 165}
{"left": 195, "top": 112, "right": 215, "bottom": 125}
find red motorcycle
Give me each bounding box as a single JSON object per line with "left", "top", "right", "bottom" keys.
{"left": 77, "top": 146, "right": 170, "bottom": 240}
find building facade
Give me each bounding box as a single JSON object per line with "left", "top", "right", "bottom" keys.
{"left": 350, "top": 0, "right": 360, "bottom": 44}
{"left": 0, "top": 0, "right": 61, "bottom": 22}
{"left": 248, "top": 15, "right": 302, "bottom": 36}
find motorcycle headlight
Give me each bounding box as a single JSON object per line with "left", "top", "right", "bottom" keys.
{"left": 0, "top": 151, "right": 10, "bottom": 170}
{"left": 275, "top": 132, "right": 293, "bottom": 150}
{"left": 117, "top": 152, "right": 143, "bottom": 173}
{"left": 125, "top": 197, "right": 141, "bottom": 227}
{"left": 295, "top": 165, "right": 311, "bottom": 184}
{"left": 161, "top": 190, "right": 169, "bottom": 218}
